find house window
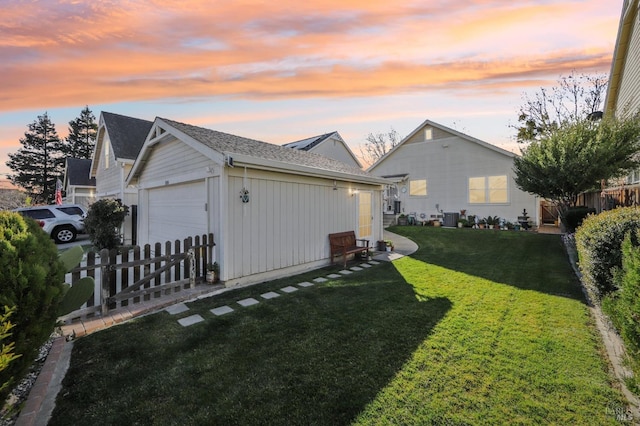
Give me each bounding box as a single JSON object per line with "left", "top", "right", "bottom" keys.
{"left": 104, "top": 142, "right": 109, "bottom": 169}
{"left": 409, "top": 179, "right": 427, "bottom": 196}
{"left": 469, "top": 175, "right": 508, "bottom": 204}
{"left": 425, "top": 128, "right": 433, "bottom": 140}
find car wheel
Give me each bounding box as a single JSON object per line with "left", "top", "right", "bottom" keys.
{"left": 53, "top": 226, "right": 77, "bottom": 244}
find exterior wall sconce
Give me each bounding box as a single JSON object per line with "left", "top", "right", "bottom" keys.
{"left": 240, "top": 188, "right": 250, "bottom": 203}
{"left": 333, "top": 180, "right": 338, "bottom": 191}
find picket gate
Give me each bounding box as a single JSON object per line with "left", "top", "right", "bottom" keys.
{"left": 60, "top": 233, "right": 215, "bottom": 322}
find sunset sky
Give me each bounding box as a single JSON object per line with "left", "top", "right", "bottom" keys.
{"left": 0, "top": 0, "right": 623, "bottom": 176}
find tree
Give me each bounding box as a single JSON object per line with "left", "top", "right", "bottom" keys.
{"left": 359, "top": 127, "right": 402, "bottom": 166}
{"left": 6, "top": 113, "right": 64, "bottom": 204}
{"left": 515, "top": 71, "right": 608, "bottom": 143}
{"left": 63, "top": 106, "right": 97, "bottom": 160}
{"left": 84, "top": 199, "right": 130, "bottom": 250}
{"left": 513, "top": 115, "right": 640, "bottom": 220}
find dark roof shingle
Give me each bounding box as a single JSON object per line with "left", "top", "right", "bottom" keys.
{"left": 66, "top": 158, "right": 96, "bottom": 186}
{"left": 103, "top": 112, "right": 153, "bottom": 160}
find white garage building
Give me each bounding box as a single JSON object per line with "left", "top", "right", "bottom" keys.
{"left": 127, "top": 118, "right": 388, "bottom": 287}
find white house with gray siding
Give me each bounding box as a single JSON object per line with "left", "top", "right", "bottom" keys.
{"left": 368, "top": 119, "right": 538, "bottom": 226}
{"left": 126, "top": 118, "right": 388, "bottom": 287}
{"left": 91, "top": 112, "right": 153, "bottom": 244}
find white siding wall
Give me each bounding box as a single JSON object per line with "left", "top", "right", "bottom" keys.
{"left": 311, "top": 140, "right": 360, "bottom": 168}
{"left": 136, "top": 136, "right": 211, "bottom": 184}
{"left": 94, "top": 135, "right": 121, "bottom": 197}
{"left": 223, "top": 168, "right": 379, "bottom": 282}
{"left": 617, "top": 6, "right": 640, "bottom": 115}
{"left": 372, "top": 132, "right": 537, "bottom": 223}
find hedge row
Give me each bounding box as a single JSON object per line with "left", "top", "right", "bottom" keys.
{"left": 602, "top": 231, "right": 640, "bottom": 366}
{"left": 575, "top": 207, "right": 640, "bottom": 298}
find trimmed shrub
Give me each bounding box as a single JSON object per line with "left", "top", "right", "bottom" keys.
{"left": 0, "top": 211, "right": 65, "bottom": 401}
{"left": 603, "top": 231, "right": 640, "bottom": 354}
{"left": 575, "top": 207, "right": 640, "bottom": 298}
{"left": 84, "top": 199, "right": 129, "bottom": 250}
{"left": 602, "top": 231, "right": 640, "bottom": 392}
{"left": 563, "top": 206, "right": 596, "bottom": 233}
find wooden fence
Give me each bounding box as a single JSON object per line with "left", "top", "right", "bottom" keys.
{"left": 60, "top": 233, "right": 215, "bottom": 323}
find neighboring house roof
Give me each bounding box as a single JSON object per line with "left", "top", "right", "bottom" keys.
{"left": 102, "top": 112, "right": 154, "bottom": 160}
{"left": 283, "top": 131, "right": 337, "bottom": 151}
{"left": 64, "top": 158, "right": 96, "bottom": 187}
{"left": 128, "top": 118, "right": 388, "bottom": 185}
{"left": 91, "top": 112, "right": 153, "bottom": 177}
{"left": 605, "top": 0, "right": 638, "bottom": 115}
{"left": 0, "top": 179, "right": 21, "bottom": 191}
{"left": 368, "top": 119, "right": 515, "bottom": 173}
{"left": 283, "top": 131, "right": 362, "bottom": 168}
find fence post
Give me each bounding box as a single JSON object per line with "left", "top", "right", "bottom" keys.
{"left": 188, "top": 248, "right": 195, "bottom": 288}
{"left": 100, "top": 248, "right": 110, "bottom": 316}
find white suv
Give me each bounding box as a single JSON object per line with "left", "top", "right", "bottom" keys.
{"left": 14, "top": 204, "right": 87, "bottom": 244}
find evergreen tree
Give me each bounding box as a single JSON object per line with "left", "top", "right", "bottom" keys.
{"left": 6, "top": 113, "right": 64, "bottom": 204}
{"left": 63, "top": 106, "right": 97, "bottom": 160}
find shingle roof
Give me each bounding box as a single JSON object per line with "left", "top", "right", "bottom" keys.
{"left": 65, "top": 158, "right": 96, "bottom": 186}
{"left": 282, "top": 132, "right": 336, "bottom": 151}
{"left": 102, "top": 112, "right": 153, "bottom": 160}
{"left": 160, "top": 119, "right": 373, "bottom": 178}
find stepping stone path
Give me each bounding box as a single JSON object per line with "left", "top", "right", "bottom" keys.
{"left": 261, "top": 291, "right": 280, "bottom": 299}
{"left": 178, "top": 314, "right": 205, "bottom": 327}
{"left": 211, "top": 306, "right": 234, "bottom": 316}
{"left": 174, "top": 260, "right": 384, "bottom": 327}
{"left": 237, "top": 298, "right": 259, "bottom": 307}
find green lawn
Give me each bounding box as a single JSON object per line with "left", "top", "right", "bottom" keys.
{"left": 50, "top": 228, "right": 628, "bottom": 425}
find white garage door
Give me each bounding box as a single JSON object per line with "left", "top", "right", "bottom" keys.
{"left": 147, "top": 180, "right": 207, "bottom": 245}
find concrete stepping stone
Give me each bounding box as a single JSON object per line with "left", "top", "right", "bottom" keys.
{"left": 298, "top": 281, "right": 314, "bottom": 288}
{"left": 178, "top": 314, "right": 204, "bottom": 327}
{"left": 237, "top": 298, "right": 260, "bottom": 307}
{"left": 211, "top": 306, "right": 234, "bottom": 316}
{"left": 261, "top": 291, "right": 280, "bottom": 299}
{"left": 339, "top": 270, "right": 353, "bottom": 275}
{"left": 280, "top": 286, "right": 298, "bottom": 293}
{"left": 325, "top": 274, "right": 341, "bottom": 279}
{"left": 350, "top": 266, "right": 363, "bottom": 271}
{"left": 314, "top": 277, "right": 329, "bottom": 282}
{"left": 368, "top": 261, "right": 380, "bottom": 265}
{"left": 359, "top": 263, "right": 372, "bottom": 268}
{"left": 166, "top": 303, "right": 189, "bottom": 315}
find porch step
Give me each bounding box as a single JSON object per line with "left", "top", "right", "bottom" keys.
{"left": 383, "top": 214, "right": 396, "bottom": 228}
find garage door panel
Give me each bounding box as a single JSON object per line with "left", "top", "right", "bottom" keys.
{"left": 147, "top": 181, "right": 207, "bottom": 244}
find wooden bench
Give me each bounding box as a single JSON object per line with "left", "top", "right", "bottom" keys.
{"left": 329, "top": 231, "right": 370, "bottom": 268}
